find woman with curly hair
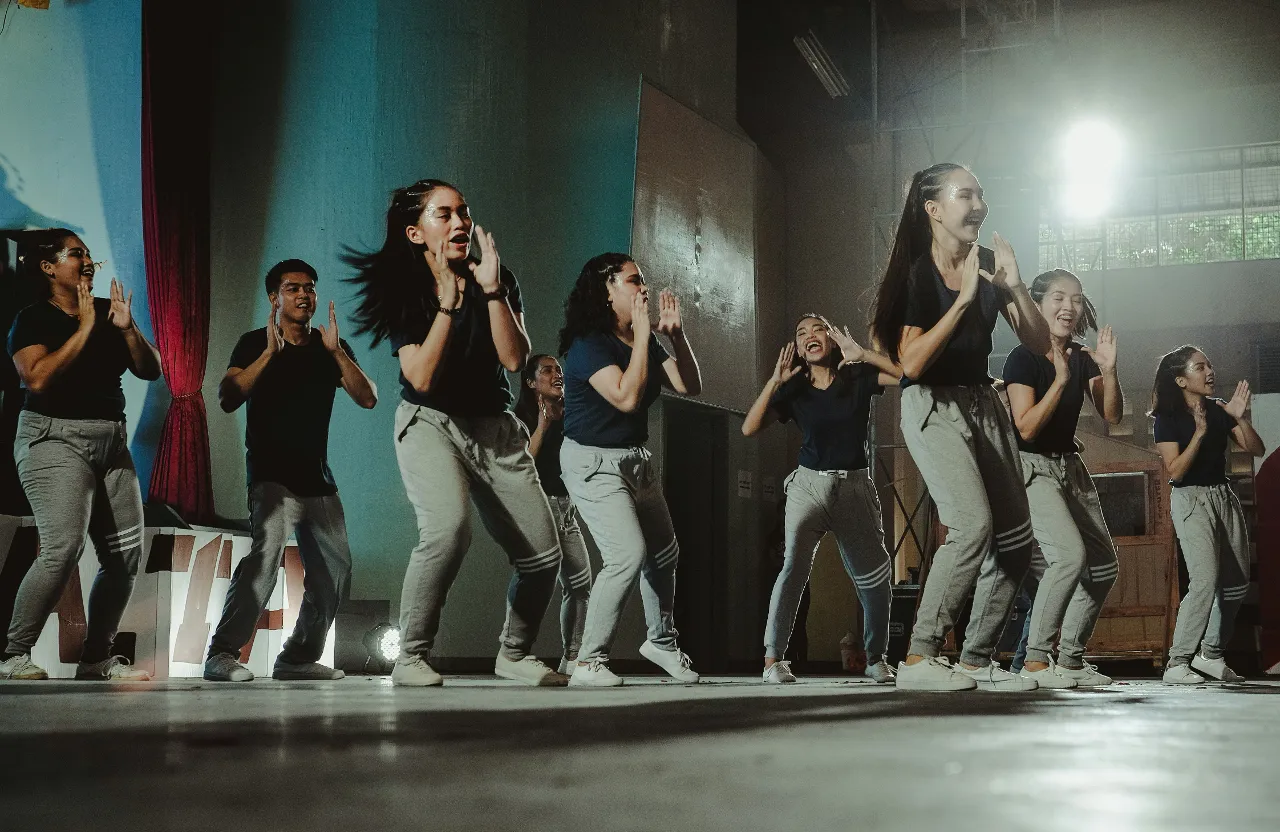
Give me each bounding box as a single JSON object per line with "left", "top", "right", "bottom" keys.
{"left": 345, "top": 180, "right": 564, "bottom": 688}
{"left": 557, "top": 253, "right": 702, "bottom": 686}
{"left": 514, "top": 353, "right": 592, "bottom": 674}
{"left": 1151, "top": 346, "right": 1263, "bottom": 684}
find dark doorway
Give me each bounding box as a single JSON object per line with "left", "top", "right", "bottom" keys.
{"left": 663, "top": 398, "right": 730, "bottom": 673}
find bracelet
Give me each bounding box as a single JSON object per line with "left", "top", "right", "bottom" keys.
{"left": 437, "top": 305, "right": 461, "bottom": 317}
{"left": 483, "top": 284, "right": 510, "bottom": 302}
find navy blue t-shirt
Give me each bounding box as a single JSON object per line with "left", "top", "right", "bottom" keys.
{"left": 229, "top": 329, "right": 357, "bottom": 497}
{"left": 1153, "top": 399, "right": 1237, "bottom": 487}
{"left": 389, "top": 265, "right": 523, "bottom": 417}
{"left": 1002, "top": 343, "right": 1101, "bottom": 455}
{"left": 770, "top": 362, "right": 884, "bottom": 471}
{"left": 562, "top": 332, "right": 669, "bottom": 448}
{"left": 7, "top": 298, "right": 131, "bottom": 422}
{"left": 901, "top": 249, "right": 1002, "bottom": 388}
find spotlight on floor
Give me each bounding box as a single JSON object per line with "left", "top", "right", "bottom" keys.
{"left": 1060, "top": 120, "right": 1123, "bottom": 219}
{"left": 362, "top": 623, "right": 400, "bottom": 673}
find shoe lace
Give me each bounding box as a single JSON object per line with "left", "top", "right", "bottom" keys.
{"left": 772, "top": 660, "right": 792, "bottom": 675}
{"left": 520, "top": 656, "right": 552, "bottom": 671}
{"left": 676, "top": 651, "right": 693, "bottom": 670}
{"left": 928, "top": 656, "right": 954, "bottom": 669}
{"left": 103, "top": 656, "right": 134, "bottom": 675}
{"left": 584, "top": 658, "right": 609, "bottom": 673}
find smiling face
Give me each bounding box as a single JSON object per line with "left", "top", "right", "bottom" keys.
{"left": 606, "top": 260, "right": 646, "bottom": 329}
{"left": 1038, "top": 274, "right": 1085, "bottom": 341}
{"left": 41, "top": 234, "right": 94, "bottom": 294}
{"left": 795, "top": 316, "right": 833, "bottom": 366}
{"left": 405, "top": 186, "right": 473, "bottom": 263}
{"left": 1176, "top": 351, "right": 1215, "bottom": 397}
{"left": 272, "top": 272, "right": 318, "bottom": 325}
{"left": 925, "top": 168, "right": 988, "bottom": 245}
{"left": 528, "top": 355, "right": 564, "bottom": 400}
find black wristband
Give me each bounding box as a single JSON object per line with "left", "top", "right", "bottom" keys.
{"left": 437, "top": 305, "right": 461, "bottom": 317}
{"left": 483, "top": 284, "right": 510, "bottom": 302}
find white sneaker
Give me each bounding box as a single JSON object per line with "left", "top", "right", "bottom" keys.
{"left": 957, "top": 660, "right": 1038, "bottom": 691}
{"left": 1054, "top": 660, "right": 1113, "bottom": 687}
{"left": 76, "top": 656, "right": 151, "bottom": 682}
{"left": 763, "top": 661, "right": 797, "bottom": 684}
{"left": 639, "top": 640, "right": 700, "bottom": 683}
{"left": 0, "top": 653, "right": 48, "bottom": 680}
{"left": 1018, "top": 658, "right": 1077, "bottom": 689}
{"left": 569, "top": 659, "right": 623, "bottom": 687}
{"left": 1162, "top": 664, "right": 1204, "bottom": 685}
{"left": 495, "top": 654, "right": 569, "bottom": 686}
{"left": 392, "top": 655, "right": 443, "bottom": 687}
{"left": 1191, "top": 653, "right": 1245, "bottom": 682}
{"left": 864, "top": 660, "right": 896, "bottom": 684}
{"left": 557, "top": 656, "right": 577, "bottom": 676}
{"left": 273, "top": 660, "right": 344, "bottom": 681}
{"left": 894, "top": 656, "right": 977, "bottom": 691}
{"left": 204, "top": 653, "right": 254, "bottom": 682}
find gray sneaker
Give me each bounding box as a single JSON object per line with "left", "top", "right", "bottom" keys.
{"left": 392, "top": 655, "right": 443, "bottom": 687}
{"left": 273, "top": 660, "right": 344, "bottom": 681}
{"left": 204, "top": 653, "right": 254, "bottom": 682}
{"left": 864, "top": 659, "right": 896, "bottom": 684}
{"left": 1191, "top": 653, "right": 1244, "bottom": 682}
{"left": 1162, "top": 664, "right": 1204, "bottom": 685}
{"left": 495, "top": 654, "right": 569, "bottom": 686}
{"left": 0, "top": 653, "right": 48, "bottom": 680}
{"left": 77, "top": 656, "right": 151, "bottom": 682}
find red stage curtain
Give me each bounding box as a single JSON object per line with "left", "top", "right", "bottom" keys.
{"left": 141, "top": 0, "right": 214, "bottom": 524}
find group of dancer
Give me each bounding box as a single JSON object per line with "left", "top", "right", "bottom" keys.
{"left": 0, "top": 166, "right": 1265, "bottom": 690}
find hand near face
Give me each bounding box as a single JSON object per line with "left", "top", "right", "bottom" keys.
{"left": 829, "top": 325, "right": 866, "bottom": 366}
{"left": 979, "top": 232, "right": 1021, "bottom": 290}
{"left": 1083, "top": 325, "right": 1117, "bottom": 374}
{"left": 316, "top": 301, "right": 342, "bottom": 354}
{"left": 771, "top": 344, "right": 802, "bottom": 385}
{"left": 107, "top": 278, "right": 133, "bottom": 330}
{"left": 1219, "top": 380, "right": 1252, "bottom": 420}
{"left": 656, "top": 289, "right": 682, "bottom": 336}
{"left": 76, "top": 279, "right": 97, "bottom": 332}
{"left": 467, "top": 225, "right": 501, "bottom": 293}
{"left": 631, "top": 291, "right": 651, "bottom": 341}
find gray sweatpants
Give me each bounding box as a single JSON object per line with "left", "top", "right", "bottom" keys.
{"left": 547, "top": 494, "right": 592, "bottom": 661}
{"left": 208, "top": 481, "right": 353, "bottom": 665}
{"left": 394, "top": 402, "right": 561, "bottom": 662}
{"left": 560, "top": 437, "right": 680, "bottom": 664}
{"left": 900, "top": 384, "right": 1035, "bottom": 665}
{"left": 764, "top": 466, "right": 893, "bottom": 662}
{"left": 1019, "top": 452, "right": 1119, "bottom": 668}
{"left": 6, "top": 412, "right": 144, "bottom": 663}
{"left": 1168, "top": 484, "right": 1250, "bottom": 666}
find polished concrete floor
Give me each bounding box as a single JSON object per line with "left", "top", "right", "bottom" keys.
{"left": 1, "top": 674, "right": 1278, "bottom": 832}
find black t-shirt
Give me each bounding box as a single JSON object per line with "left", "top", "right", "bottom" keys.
{"left": 1153, "top": 399, "right": 1238, "bottom": 487}
{"left": 1002, "top": 344, "right": 1101, "bottom": 455}
{"left": 7, "top": 298, "right": 132, "bottom": 421}
{"left": 901, "top": 250, "right": 1002, "bottom": 388}
{"left": 531, "top": 418, "right": 568, "bottom": 497}
{"left": 562, "top": 331, "right": 670, "bottom": 448}
{"left": 389, "top": 266, "right": 523, "bottom": 417}
{"left": 229, "top": 328, "right": 358, "bottom": 497}
{"left": 770, "top": 363, "right": 885, "bottom": 471}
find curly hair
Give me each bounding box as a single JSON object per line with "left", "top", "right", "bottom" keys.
{"left": 1149, "top": 344, "right": 1204, "bottom": 419}
{"left": 557, "top": 252, "right": 633, "bottom": 356}
{"left": 17, "top": 228, "right": 78, "bottom": 299}
{"left": 1029, "top": 269, "right": 1098, "bottom": 337}
{"left": 342, "top": 179, "right": 458, "bottom": 348}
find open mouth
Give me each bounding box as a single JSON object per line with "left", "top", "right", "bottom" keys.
{"left": 1056, "top": 314, "right": 1075, "bottom": 328}
{"left": 448, "top": 232, "right": 470, "bottom": 249}
{"left": 552, "top": 380, "right": 564, "bottom": 390}
{"left": 804, "top": 340, "right": 822, "bottom": 355}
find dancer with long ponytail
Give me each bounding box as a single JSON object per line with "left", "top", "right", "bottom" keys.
{"left": 1002, "top": 269, "right": 1123, "bottom": 688}
{"left": 515, "top": 354, "right": 593, "bottom": 675}
{"left": 557, "top": 253, "right": 702, "bottom": 686}
{"left": 870, "top": 163, "right": 1050, "bottom": 691}
{"left": 346, "top": 179, "right": 565, "bottom": 687}
{"left": 742, "top": 315, "right": 900, "bottom": 684}
{"left": 1151, "top": 346, "right": 1264, "bottom": 684}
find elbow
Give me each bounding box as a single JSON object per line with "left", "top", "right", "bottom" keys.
{"left": 900, "top": 358, "right": 924, "bottom": 382}
{"left": 616, "top": 395, "right": 642, "bottom": 414}
{"left": 741, "top": 423, "right": 757, "bottom": 437}
{"left": 501, "top": 356, "right": 524, "bottom": 374}
{"left": 1106, "top": 413, "right": 1123, "bottom": 427}
{"left": 23, "top": 377, "right": 46, "bottom": 396}
{"left": 1016, "top": 425, "right": 1037, "bottom": 443}
{"left": 359, "top": 392, "right": 379, "bottom": 409}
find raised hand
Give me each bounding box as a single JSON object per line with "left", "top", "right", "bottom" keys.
{"left": 1052, "top": 343, "right": 1072, "bottom": 384}
{"left": 1192, "top": 400, "right": 1208, "bottom": 435}
{"left": 539, "top": 395, "right": 564, "bottom": 426}
{"left": 107, "top": 278, "right": 132, "bottom": 330}
{"left": 771, "top": 343, "right": 803, "bottom": 385}
{"left": 631, "top": 290, "right": 651, "bottom": 342}
{"left": 429, "top": 241, "right": 462, "bottom": 312}
{"left": 265, "top": 299, "right": 283, "bottom": 356}
{"left": 1219, "top": 380, "right": 1252, "bottom": 420}
{"left": 316, "top": 300, "right": 341, "bottom": 353}
{"left": 829, "top": 325, "right": 867, "bottom": 365}
{"left": 656, "top": 289, "right": 682, "bottom": 336}
{"left": 1084, "top": 325, "right": 1117, "bottom": 374}
{"left": 467, "top": 225, "right": 501, "bottom": 293}
{"left": 980, "top": 232, "right": 1022, "bottom": 290}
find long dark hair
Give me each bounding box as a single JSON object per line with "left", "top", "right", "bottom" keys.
{"left": 558, "top": 252, "right": 633, "bottom": 356}
{"left": 870, "top": 163, "right": 966, "bottom": 361}
{"left": 343, "top": 179, "right": 458, "bottom": 347}
{"left": 1149, "top": 344, "right": 1203, "bottom": 418}
{"left": 17, "top": 228, "right": 77, "bottom": 300}
{"left": 793, "top": 313, "right": 844, "bottom": 378}
{"left": 515, "top": 353, "right": 555, "bottom": 430}
{"left": 1030, "top": 269, "right": 1098, "bottom": 337}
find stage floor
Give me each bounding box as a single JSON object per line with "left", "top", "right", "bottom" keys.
{"left": 2, "top": 674, "right": 1278, "bottom": 831}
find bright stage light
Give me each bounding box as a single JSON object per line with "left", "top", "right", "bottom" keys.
{"left": 1060, "top": 121, "right": 1123, "bottom": 219}
{"left": 361, "top": 623, "right": 400, "bottom": 671}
